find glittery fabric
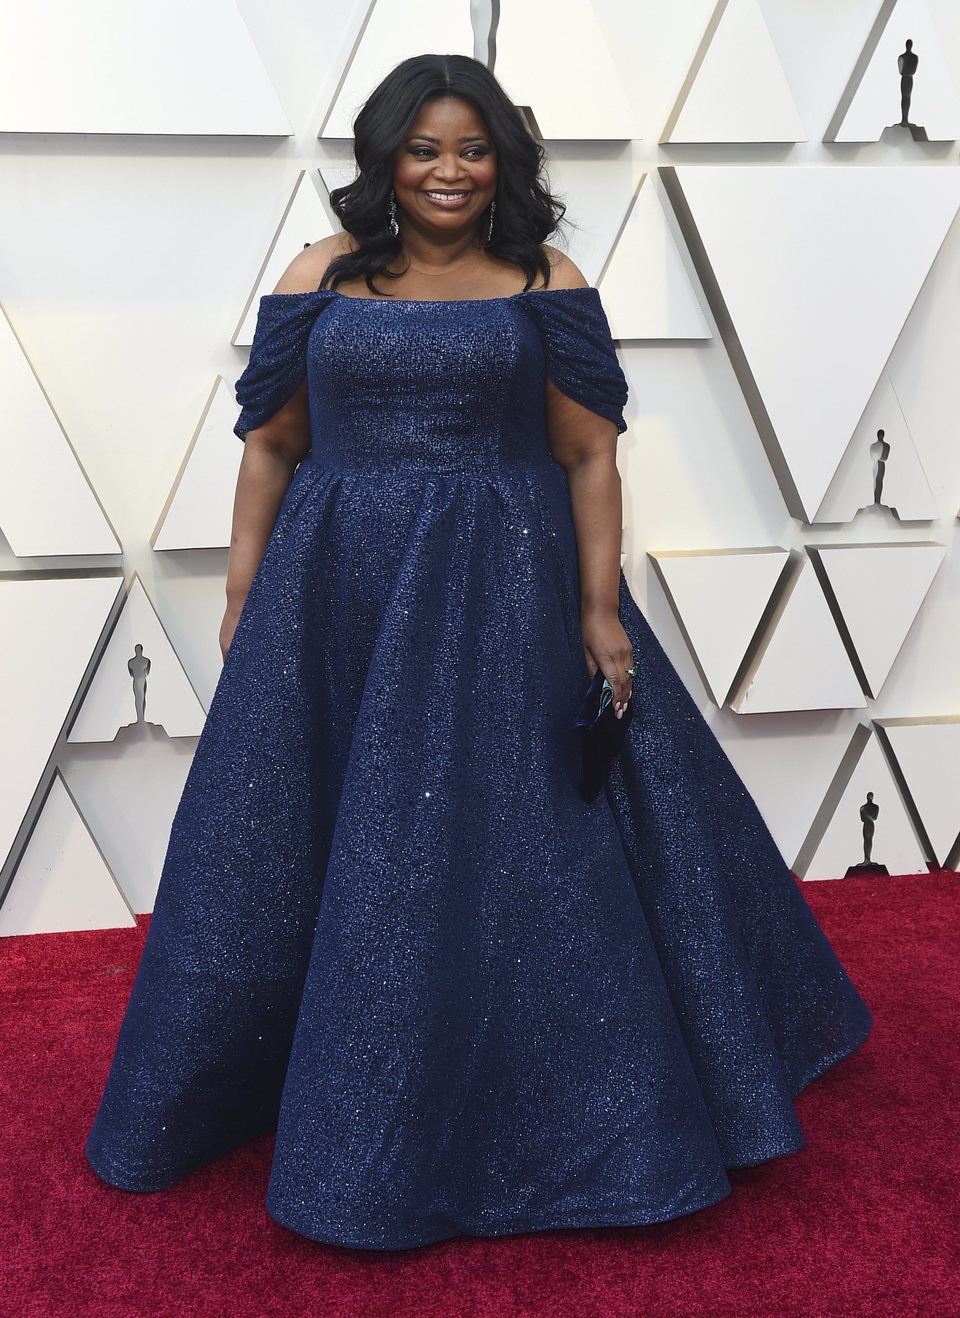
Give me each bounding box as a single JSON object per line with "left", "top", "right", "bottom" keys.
{"left": 84, "top": 286, "right": 873, "bottom": 1251}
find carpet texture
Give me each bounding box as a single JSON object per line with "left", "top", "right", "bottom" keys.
{"left": 0, "top": 871, "right": 955, "bottom": 1317}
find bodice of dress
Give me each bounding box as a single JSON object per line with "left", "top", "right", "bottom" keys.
{"left": 234, "top": 286, "right": 629, "bottom": 476}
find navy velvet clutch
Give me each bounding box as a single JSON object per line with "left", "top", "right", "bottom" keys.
{"left": 574, "top": 668, "right": 634, "bottom": 801}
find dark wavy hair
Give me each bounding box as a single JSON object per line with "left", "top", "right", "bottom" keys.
{"left": 321, "top": 53, "right": 569, "bottom": 297}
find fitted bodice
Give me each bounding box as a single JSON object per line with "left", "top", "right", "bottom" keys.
{"left": 234, "top": 286, "right": 629, "bottom": 477}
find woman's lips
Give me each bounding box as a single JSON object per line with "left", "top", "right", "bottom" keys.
{"left": 420, "top": 190, "right": 474, "bottom": 209}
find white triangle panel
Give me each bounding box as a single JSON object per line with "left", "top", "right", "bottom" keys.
{"left": 234, "top": 172, "right": 338, "bottom": 346}
{"left": 320, "top": 1, "right": 474, "bottom": 139}
{"left": 801, "top": 734, "right": 927, "bottom": 881}
{"left": 68, "top": 575, "right": 206, "bottom": 743}
{"left": 0, "top": 575, "right": 122, "bottom": 876}
{"left": 0, "top": 0, "right": 292, "bottom": 135}
{"left": 666, "top": 165, "right": 960, "bottom": 522}
{"left": 828, "top": 0, "right": 960, "bottom": 143}
{"left": 0, "top": 305, "right": 120, "bottom": 557}
{"left": 816, "top": 371, "right": 938, "bottom": 523}
{"left": 493, "top": 0, "right": 637, "bottom": 140}
{"left": 153, "top": 379, "right": 244, "bottom": 550}
{"left": 529, "top": 157, "right": 638, "bottom": 287}
{"left": 0, "top": 773, "right": 134, "bottom": 936}
{"left": 599, "top": 175, "right": 711, "bottom": 341}
{"left": 811, "top": 543, "right": 946, "bottom": 699}
{"left": 731, "top": 558, "right": 865, "bottom": 713}
{"left": 663, "top": 0, "right": 806, "bottom": 144}
{"left": 651, "top": 548, "right": 787, "bottom": 706}
{"left": 876, "top": 717, "right": 960, "bottom": 867}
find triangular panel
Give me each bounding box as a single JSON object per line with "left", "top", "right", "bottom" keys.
{"left": 815, "top": 370, "right": 937, "bottom": 523}
{"left": 0, "top": 574, "right": 122, "bottom": 884}
{"left": 599, "top": 175, "right": 711, "bottom": 341}
{"left": 662, "top": 164, "right": 960, "bottom": 522}
{"left": 827, "top": 0, "right": 960, "bottom": 143}
{"left": 663, "top": 0, "right": 806, "bottom": 144}
{"left": 0, "top": 305, "right": 120, "bottom": 557}
{"left": 810, "top": 542, "right": 946, "bottom": 699}
{"left": 233, "top": 171, "right": 338, "bottom": 346}
{"left": 493, "top": 0, "right": 637, "bottom": 140}
{"left": 651, "top": 548, "right": 787, "bottom": 706}
{"left": 0, "top": 773, "right": 134, "bottom": 936}
{"left": 68, "top": 574, "right": 207, "bottom": 743}
{"left": 0, "top": 0, "right": 292, "bottom": 135}
{"left": 152, "top": 379, "right": 244, "bottom": 551}
{"left": 526, "top": 156, "right": 638, "bottom": 286}
{"left": 875, "top": 716, "right": 960, "bottom": 867}
{"left": 320, "top": 1, "right": 474, "bottom": 139}
{"left": 731, "top": 557, "right": 865, "bottom": 713}
{"left": 796, "top": 727, "right": 927, "bottom": 880}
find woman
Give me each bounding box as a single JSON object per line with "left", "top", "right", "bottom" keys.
{"left": 85, "top": 54, "right": 872, "bottom": 1251}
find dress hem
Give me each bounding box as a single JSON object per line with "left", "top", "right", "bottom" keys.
{"left": 264, "top": 1178, "right": 736, "bottom": 1253}
{"left": 83, "top": 1009, "right": 873, "bottom": 1247}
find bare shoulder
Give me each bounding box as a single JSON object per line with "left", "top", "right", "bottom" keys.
{"left": 539, "top": 244, "right": 590, "bottom": 291}
{"left": 270, "top": 232, "right": 355, "bottom": 295}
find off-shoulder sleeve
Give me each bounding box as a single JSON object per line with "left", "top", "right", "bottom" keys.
{"left": 233, "top": 290, "right": 336, "bottom": 442}
{"left": 518, "top": 286, "right": 629, "bottom": 434}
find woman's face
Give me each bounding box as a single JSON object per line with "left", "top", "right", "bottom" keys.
{"left": 392, "top": 95, "right": 497, "bottom": 237}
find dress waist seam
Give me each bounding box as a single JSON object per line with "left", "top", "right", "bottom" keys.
{"left": 299, "top": 459, "right": 562, "bottom": 479}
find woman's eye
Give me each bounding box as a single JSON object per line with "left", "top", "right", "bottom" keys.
{"left": 409, "top": 147, "right": 487, "bottom": 158}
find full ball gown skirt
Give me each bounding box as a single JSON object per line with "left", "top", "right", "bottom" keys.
{"left": 84, "top": 285, "right": 873, "bottom": 1250}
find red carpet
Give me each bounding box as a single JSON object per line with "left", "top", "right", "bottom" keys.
{"left": 1, "top": 872, "right": 955, "bottom": 1317}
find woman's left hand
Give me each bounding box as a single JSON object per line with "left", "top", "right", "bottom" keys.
{"left": 581, "top": 605, "right": 634, "bottom": 718}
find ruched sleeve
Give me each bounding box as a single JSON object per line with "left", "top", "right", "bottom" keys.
{"left": 518, "top": 285, "right": 629, "bottom": 434}
{"left": 233, "top": 290, "right": 337, "bottom": 442}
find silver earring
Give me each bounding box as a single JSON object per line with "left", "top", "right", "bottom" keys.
{"left": 387, "top": 189, "right": 399, "bottom": 238}
{"left": 486, "top": 199, "right": 496, "bottom": 245}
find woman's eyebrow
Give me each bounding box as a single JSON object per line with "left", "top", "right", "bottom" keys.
{"left": 407, "top": 134, "right": 488, "bottom": 144}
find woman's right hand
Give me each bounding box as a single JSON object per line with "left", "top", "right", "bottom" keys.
{"left": 219, "top": 603, "right": 244, "bottom": 662}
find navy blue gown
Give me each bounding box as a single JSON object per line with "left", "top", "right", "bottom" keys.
{"left": 84, "top": 284, "right": 872, "bottom": 1250}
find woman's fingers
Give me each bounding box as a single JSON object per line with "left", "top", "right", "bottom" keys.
{"left": 602, "top": 653, "right": 633, "bottom": 717}
{"left": 586, "top": 641, "right": 635, "bottom": 719}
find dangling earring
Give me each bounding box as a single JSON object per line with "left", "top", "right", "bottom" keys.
{"left": 485, "top": 198, "right": 497, "bottom": 245}
{"left": 387, "top": 189, "right": 399, "bottom": 238}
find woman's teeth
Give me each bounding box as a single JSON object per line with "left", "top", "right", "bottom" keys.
{"left": 423, "top": 190, "right": 472, "bottom": 206}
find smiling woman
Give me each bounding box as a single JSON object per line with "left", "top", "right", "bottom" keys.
{"left": 315, "top": 57, "right": 566, "bottom": 303}
{"left": 397, "top": 108, "right": 496, "bottom": 226}
{"left": 84, "top": 52, "right": 873, "bottom": 1255}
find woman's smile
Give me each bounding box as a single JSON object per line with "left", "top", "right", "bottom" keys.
{"left": 420, "top": 188, "right": 474, "bottom": 209}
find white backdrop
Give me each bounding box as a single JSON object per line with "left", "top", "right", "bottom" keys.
{"left": 2, "top": 0, "right": 959, "bottom": 931}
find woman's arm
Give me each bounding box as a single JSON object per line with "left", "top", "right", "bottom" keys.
{"left": 222, "top": 389, "right": 307, "bottom": 654}
{"left": 547, "top": 382, "right": 633, "bottom": 718}
{"left": 540, "top": 251, "right": 633, "bottom": 717}
{"left": 220, "top": 239, "right": 336, "bottom": 658}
